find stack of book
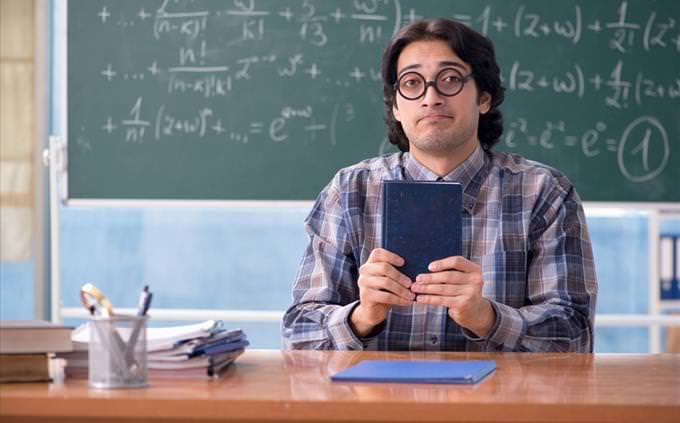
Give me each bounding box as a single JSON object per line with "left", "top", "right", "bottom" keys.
{"left": 58, "top": 320, "right": 248, "bottom": 379}
{"left": 0, "top": 320, "right": 73, "bottom": 383}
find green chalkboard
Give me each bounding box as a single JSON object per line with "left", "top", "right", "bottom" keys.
{"left": 67, "top": 0, "right": 679, "bottom": 202}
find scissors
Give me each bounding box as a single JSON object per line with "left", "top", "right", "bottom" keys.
{"left": 80, "top": 283, "right": 141, "bottom": 376}
{"left": 80, "top": 283, "right": 114, "bottom": 317}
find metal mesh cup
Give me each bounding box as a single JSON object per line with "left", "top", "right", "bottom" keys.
{"left": 88, "top": 315, "right": 148, "bottom": 388}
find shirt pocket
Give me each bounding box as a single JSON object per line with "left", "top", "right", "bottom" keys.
{"left": 480, "top": 250, "right": 528, "bottom": 308}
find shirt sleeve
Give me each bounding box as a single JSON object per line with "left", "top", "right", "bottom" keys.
{"left": 466, "top": 182, "right": 598, "bottom": 352}
{"left": 281, "top": 177, "right": 367, "bottom": 350}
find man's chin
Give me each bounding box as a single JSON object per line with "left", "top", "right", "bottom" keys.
{"left": 410, "top": 134, "right": 475, "bottom": 154}
{"left": 410, "top": 139, "right": 453, "bottom": 154}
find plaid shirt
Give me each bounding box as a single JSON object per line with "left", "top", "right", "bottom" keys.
{"left": 282, "top": 145, "right": 597, "bottom": 352}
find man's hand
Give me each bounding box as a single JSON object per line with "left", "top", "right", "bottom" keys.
{"left": 350, "top": 248, "right": 414, "bottom": 337}
{"left": 410, "top": 256, "right": 496, "bottom": 338}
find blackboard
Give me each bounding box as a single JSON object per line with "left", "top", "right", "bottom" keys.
{"left": 67, "top": 0, "right": 680, "bottom": 202}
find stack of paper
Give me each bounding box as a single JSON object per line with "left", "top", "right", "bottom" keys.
{"left": 58, "top": 320, "right": 248, "bottom": 379}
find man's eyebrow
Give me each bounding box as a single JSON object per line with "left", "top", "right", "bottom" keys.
{"left": 439, "top": 61, "right": 466, "bottom": 70}
{"left": 397, "top": 61, "right": 467, "bottom": 77}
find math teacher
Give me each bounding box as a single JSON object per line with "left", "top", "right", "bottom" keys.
{"left": 282, "top": 18, "right": 597, "bottom": 352}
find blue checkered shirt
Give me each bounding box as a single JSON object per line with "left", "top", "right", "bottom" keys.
{"left": 282, "top": 145, "right": 597, "bottom": 352}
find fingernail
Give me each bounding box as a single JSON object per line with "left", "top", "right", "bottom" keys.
{"left": 428, "top": 263, "right": 437, "bottom": 271}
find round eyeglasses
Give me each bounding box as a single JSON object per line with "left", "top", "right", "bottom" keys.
{"left": 395, "top": 67, "right": 474, "bottom": 100}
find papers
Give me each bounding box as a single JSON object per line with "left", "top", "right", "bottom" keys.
{"left": 147, "top": 327, "right": 249, "bottom": 366}
{"left": 331, "top": 360, "right": 496, "bottom": 384}
{"left": 71, "top": 320, "right": 225, "bottom": 352}
{"left": 62, "top": 320, "right": 248, "bottom": 379}
{"left": 148, "top": 348, "right": 244, "bottom": 370}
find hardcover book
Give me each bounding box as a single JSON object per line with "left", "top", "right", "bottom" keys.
{"left": 381, "top": 180, "right": 462, "bottom": 280}
{"left": 0, "top": 320, "right": 73, "bottom": 354}
{"left": 0, "top": 353, "right": 51, "bottom": 383}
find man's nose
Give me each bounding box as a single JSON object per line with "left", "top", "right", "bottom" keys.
{"left": 421, "top": 82, "right": 444, "bottom": 107}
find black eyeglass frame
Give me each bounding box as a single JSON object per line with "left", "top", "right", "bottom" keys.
{"left": 394, "top": 67, "right": 475, "bottom": 100}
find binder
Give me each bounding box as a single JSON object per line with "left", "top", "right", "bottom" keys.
{"left": 381, "top": 180, "right": 462, "bottom": 280}
{"left": 331, "top": 360, "right": 496, "bottom": 384}
{"left": 660, "top": 235, "right": 680, "bottom": 300}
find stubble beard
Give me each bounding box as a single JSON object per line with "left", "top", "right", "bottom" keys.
{"left": 408, "top": 124, "right": 475, "bottom": 155}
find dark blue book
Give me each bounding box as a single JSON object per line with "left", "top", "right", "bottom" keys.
{"left": 331, "top": 360, "right": 496, "bottom": 384}
{"left": 381, "top": 180, "right": 463, "bottom": 280}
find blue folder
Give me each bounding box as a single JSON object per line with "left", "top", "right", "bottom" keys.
{"left": 330, "top": 360, "right": 496, "bottom": 384}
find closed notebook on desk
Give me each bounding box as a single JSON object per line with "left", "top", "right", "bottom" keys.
{"left": 331, "top": 360, "right": 496, "bottom": 384}
{"left": 381, "top": 180, "right": 462, "bottom": 280}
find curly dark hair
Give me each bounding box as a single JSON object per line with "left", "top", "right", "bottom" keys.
{"left": 381, "top": 19, "right": 505, "bottom": 152}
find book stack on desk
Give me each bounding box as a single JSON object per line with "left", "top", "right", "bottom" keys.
{"left": 58, "top": 320, "right": 248, "bottom": 380}
{"left": 0, "top": 320, "right": 73, "bottom": 383}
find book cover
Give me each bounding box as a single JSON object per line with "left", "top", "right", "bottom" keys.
{"left": 331, "top": 360, "right": 496, "bottom": 384}
{"left": 0, "top": 320, "right": 73, "bottom": 354}
{"left": 381, "top": 180, "right": 462, "bottom": 280}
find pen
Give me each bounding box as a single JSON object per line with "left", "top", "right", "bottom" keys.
{"left": 136, "top": 285, "right": 153, "bottom": 316}
{"left": 124, "top": 285, "right": 153, "bottom": 366}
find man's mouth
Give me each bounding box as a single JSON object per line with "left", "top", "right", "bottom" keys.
{"left": 418, "top": 113, "right": 453, "bottom": 123}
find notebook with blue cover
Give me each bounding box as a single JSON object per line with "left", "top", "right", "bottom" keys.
{"left": 330, "top": 360, "right": 496, "bottom": 384}
{"left": 381, "top": 180, "right": 462, "bottom": 280}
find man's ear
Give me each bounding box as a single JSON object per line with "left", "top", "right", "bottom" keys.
{"left": 479, "top": 91, "right": 492, "bottom": 115}
{"left": 392, "top": 103, "right": 401, "bottom": 122}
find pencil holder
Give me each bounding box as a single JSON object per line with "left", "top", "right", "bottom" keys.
{"left": 88, "top": 314, "right": 148, "bottom": 388}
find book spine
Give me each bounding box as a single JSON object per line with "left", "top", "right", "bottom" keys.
{"left": 381, "top": 182, "right": 389, "bottom": 249}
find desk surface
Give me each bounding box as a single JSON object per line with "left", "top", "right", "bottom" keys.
{"left": 1, "top": 350, "right": 679, "bottom": 423}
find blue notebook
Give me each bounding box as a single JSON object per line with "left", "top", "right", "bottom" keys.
{"left": 330, "top": 360, "right": 496, "bottom": 384}
{"left": 381, "top": 180, "right": 462, "bottom": 280}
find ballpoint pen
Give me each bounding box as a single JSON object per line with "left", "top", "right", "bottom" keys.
{"left": 124, "top": 286, "right": 153, "bottom": 365}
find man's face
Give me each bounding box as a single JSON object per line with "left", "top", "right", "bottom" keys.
{"left": 392, "top": 39, "right": 491, "bottom": 156}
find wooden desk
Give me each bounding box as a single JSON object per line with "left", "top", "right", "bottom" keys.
{"left": 1, "top": 350, "right": 678, "bottom": 423}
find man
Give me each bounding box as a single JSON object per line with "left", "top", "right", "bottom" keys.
{"left": 282, "top": 19, "right": 597, "bottom": 352}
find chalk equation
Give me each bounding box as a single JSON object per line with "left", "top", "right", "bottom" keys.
{"left": 96, "top": 1, "right": 680, "bottom": 52}
{"left": 503, "top": 115, "right": 670, "bottom": 183}
{"left": 505, "top": 60, "right": 680, "bottom": 108}
{"left": 97, "top": 96, "right": 356, "bottom": 147}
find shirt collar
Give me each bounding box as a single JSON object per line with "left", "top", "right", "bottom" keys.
{"left": 402, "top": 144, "right": 487, "bottom": 213}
